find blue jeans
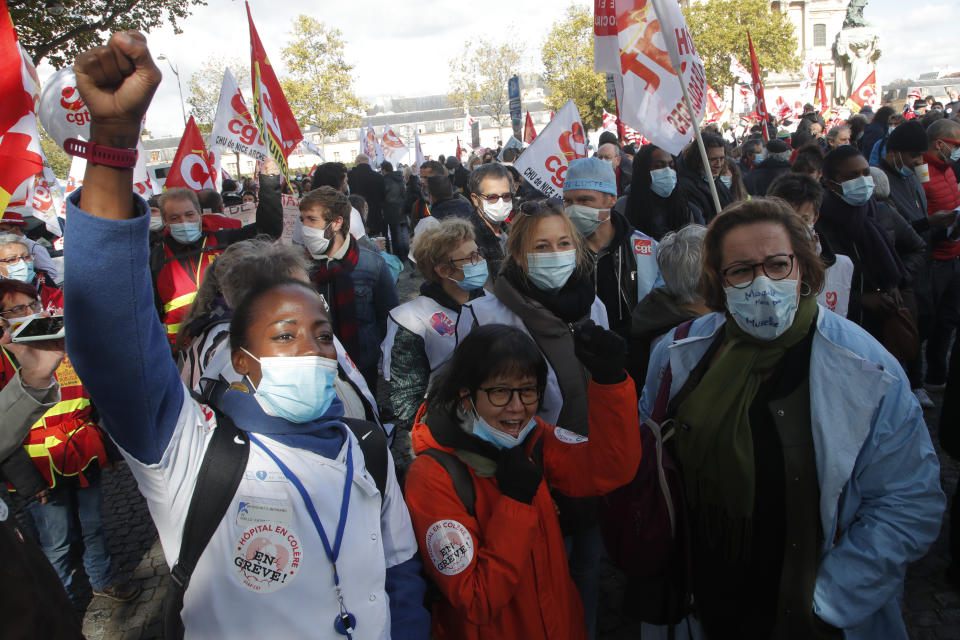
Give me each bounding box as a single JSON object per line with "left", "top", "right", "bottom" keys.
{"left": 24, "top": 475, "right": 113, "bottom": 592}
{"left": 565, "top": 524, "right": 604, "bottom": 640}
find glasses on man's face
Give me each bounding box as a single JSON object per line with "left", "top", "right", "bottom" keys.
{"left": 0, "top": 299, "right": 42, "bottom": 318}
{"left": 450, "top": 248, "right": 485, "bottom": 267}
{"left": 476, "top": 193, "right": 513, "bottom": 203}
{"left": 721, "top": 254, "right": 796, "bottom": 289}
{"left": 0, "top": 254, "right": 31, "bottom": 265}
{"left": 479, "top": 386, "right": 541, "bottom": 407}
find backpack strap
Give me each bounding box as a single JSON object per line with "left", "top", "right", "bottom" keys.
{"left": 652, "top": 319, "right": 695, "bottom": 423}
{"left": 162, "top": 410, "right": 249, "bottom": 640}
{"left": 419, "top": 449, "right": 476, "bottom": 518}
{"left": 341, "top": 417, "right": 388, "bottom": 496}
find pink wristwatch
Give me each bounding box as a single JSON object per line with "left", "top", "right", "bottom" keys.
{"left": 64, "top": 138, "right": 138, "bottom": 169}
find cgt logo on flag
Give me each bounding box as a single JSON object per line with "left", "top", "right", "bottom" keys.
{"left": 514, "top": 100, "right": 587, "bottom": 197}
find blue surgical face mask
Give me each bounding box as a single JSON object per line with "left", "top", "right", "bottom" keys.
{"left": 837, "top": 175, "right": 875, "bottom": 206}
{"left": 719, "top": 175, "right": 733, "bottom": 189}
{"left": 169, "top": 221, "right": 202, "bottom": 244}
{"left": 452, "top": 259, "right": 488, "bottom": 290}
{"left": 896, "top": 153, "right": 914, "bottom": 177}
{"left": 649, "top": 167, "right": 677, "bottom": 198}
{"left": 471, "top": 409, "right": 536, "bottom": 449}
{"left": 5, "top": 259, "right": 34, "bottom": 283}
{"left": 526, "top": 249, "right": 576, "bottom": 291}
{"left": 565, "top": 204, "right": 607, "bottom": 237}
{"left": 755, "top": 153, "right": 765, "bottom": 164}
{"left": 724, "top": 276, "right": 799, "bottom": 340}
{"left": 242, "top": 349, "right": 339, "bottom": 423}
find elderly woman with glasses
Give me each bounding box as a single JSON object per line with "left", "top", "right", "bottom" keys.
{"left": 382, "top": 219, "right": 487, "bottom": 442}
{"left": 639, "top": 198, "right": 943, "bottom": 639}
{"left": 403, "top": 323, "right": 640, "bottom": 640}
{"left": 0, "top": 234, "right": 61, "bottom": 313}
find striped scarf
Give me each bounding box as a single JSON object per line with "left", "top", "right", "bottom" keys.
{"left": 311, "top": 235, "right": 360, "bottom": 357}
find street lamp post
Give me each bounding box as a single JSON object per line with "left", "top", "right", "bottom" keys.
{"left": 157, "top": 54, "right": 187, "bottom": 127}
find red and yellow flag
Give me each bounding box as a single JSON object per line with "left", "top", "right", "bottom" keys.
{"left": 815, "top": 63, "right": 829, "bottom": 115}
{"left": 246, "top": 2, "right": 302, "bottom": 181}
{"left": 0, "top": 4, "right": 42, "bottom": 218}
{"left": 747, "top": 31, "right": 770, "bottom": 142}
{"left": 163, "top": 116, "right": 217, "bottom": 192}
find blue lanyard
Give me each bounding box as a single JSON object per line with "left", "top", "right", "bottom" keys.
{"left": 248, "top": 433, "right": 356, "bottom": 636}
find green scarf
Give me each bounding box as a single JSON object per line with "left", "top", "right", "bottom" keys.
{"left": 674, "top": 294, "right": 818, "bottom": 556}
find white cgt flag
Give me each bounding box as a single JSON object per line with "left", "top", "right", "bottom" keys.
{"left": 211, "top": 68, "right": 268, "bottom": 163}
{"left": 595, "top": 0, "right": 707, "bottom": 155}
{"left": 513, "top": 100, "right": 587, "bottom": 198}
{"left": 380, "top": 125, "right": 409, "bottom": 165}
{"left": 413, "top": 130, "right": 425, "bottom": 172}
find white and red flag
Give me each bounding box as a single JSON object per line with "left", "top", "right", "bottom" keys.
{"left": 729, "top": 54, "right": 752, "bottom": 85}
{"left": 847, "top": 70, "right": 878, "bottom": 111}
{"left": 413, "top": 130, "right": 425, "bottom": 172}
{"left": 31, "top": 167, "right": 63, "bottom": 236}
{"left": 381, "top": 125, "right": 408, "bottom": 164}
{"left": 246, "top": 1, "right": 302, "bottom": 179}
{"left": 164, "top": 116, "right": 218, "bottom": 192}
{"left": 513, "top": 100, "right": 587, "bottom": 198}
{"left": 212, "top": 68, "right": 268, "bottom": 162}
{"left": 705, "top": 85, "right": 725, "bottom": 124}
{"left": 594, "top": 0, "right": 708, "bottom": 155}
{"left": 523, "top": 111, "right": 537, "bottom": 144}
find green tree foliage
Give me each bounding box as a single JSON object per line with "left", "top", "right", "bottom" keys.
{"left": 39, "top": 125, "right": 71, "bottom": 180}
{"left": 683, "top": 0, "right": 801, "bottom": 89}
{"left": 448, "top": 37, "right": 524, "bottom": 128}
{"left": 10, "top": 0, "right": 206, "bottom": 68}
{"left": 279, "top": 16, "right": 365, "bottom": 137}
{"left": 186, "top": 57, "right": 249, "bottom": 127}
{"left": 541, "top": 5, "right": 613, "bottom": 131}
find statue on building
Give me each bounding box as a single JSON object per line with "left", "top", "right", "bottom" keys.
{"left": 843, "top": 0, "right": 869, "bottom": 29}
{"left": 833, "top": 1, "right": 880, "bottom": 102}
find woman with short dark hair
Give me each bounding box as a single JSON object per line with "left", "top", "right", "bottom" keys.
{"left": 404, "top": 323, "right": 640, "bottom": 640}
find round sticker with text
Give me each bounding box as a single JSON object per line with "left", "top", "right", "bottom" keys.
{"left": 425, "top": 520, "right": 474, "bottom": 576}
{"left": 233, "top": 523, "right": 302, "bottom": 594}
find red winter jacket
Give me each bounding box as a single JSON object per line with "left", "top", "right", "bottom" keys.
{"left": 404, "top": 377, "right": 641, "bottom": 640}
{"left": 922, "top": 152, "right": 960, "bottom": 260}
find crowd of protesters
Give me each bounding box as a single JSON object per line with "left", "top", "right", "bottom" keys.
{"left": 1, "top": 31, "right": 957, "bottom": 640}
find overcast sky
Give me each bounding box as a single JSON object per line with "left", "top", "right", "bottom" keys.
{"left": 36, "top": 0, "right": 952, "bottom": 138}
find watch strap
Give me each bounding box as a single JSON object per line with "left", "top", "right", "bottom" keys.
{"left": 64, "top": 138, "right": 138, "bottom": 169}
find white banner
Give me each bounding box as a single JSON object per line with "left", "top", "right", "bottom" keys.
{"left": 594, "top": 0, "right": 619, "bottom": 73}
{"left": 60, "top": 153, "right": 86, "bottom": 216}
{"left": 380, "top": 125, "right": 408, "bottom": 165}
{"left": 38, "top": 68, "right": 90, "bottom": 148}
{"left": 31, "top": 169, "right": 62, "bottom": 236}
{"left": 211, "top": 68, "right": 268, "bottom": 162}
{"left": 513, "top": 100, "right": 587, "bottom": 198}
{"left": 604, "top": 0, "right": 706, "bottom": 155}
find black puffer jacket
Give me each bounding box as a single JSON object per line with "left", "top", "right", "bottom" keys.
{"left": 678, "top": 169, "right": 732, "bottom": 222}
{"left": 743, "top": 157, "right": 791, "bottom": 196}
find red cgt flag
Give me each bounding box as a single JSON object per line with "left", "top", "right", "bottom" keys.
{"left": 0, "top": 4, "right": 42, "bottom": 218}
{"left": 164, "top": 116, "right": 218, "bottom": 192}
{"left": 523, "top": 111, "right": 537, "bottom": 144}
{"left": 747, "top": 32, "right": 770, "bottom": 141}
{"left": 848, "top": 70, "right": 877, "bottom": 110}
{"left": 246, "top": 2, "right": 302, "bottom": 179}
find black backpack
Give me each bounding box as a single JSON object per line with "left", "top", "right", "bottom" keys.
{"left": 161, "top": 385, "right": 388, "bottom": 640}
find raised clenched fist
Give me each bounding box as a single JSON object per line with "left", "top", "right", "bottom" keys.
{"left": 73, "top": 31, "right": 161, "bottom": 147}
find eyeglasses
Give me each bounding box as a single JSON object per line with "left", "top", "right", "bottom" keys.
{"left": 476, "top": 193, "right": 513, "bottom": 203}
{"left": 721, "top": 254, "right": 796, "bottom": 289}
{"left": 449, "top": 248, "right": 486, "bottom": 267}
{"left": 0, "top": 254, "right": 31, "bottom": 265}
{"left": 479, "top": 386, "right": 541, "bottom": 407}
{"left": 0, "top": 299, "right": 42, "bottom": 318}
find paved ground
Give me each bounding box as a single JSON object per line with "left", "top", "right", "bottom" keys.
{"left": 11, "top": 267, "right": 957, "bottom": 638}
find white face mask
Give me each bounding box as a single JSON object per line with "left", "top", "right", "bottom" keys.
{"left": 724, "top": 276, "right": 799, "bottom": 340}
{"left": 149, "top": 217, "right": 164, "bottom": 232}
{"left": 481, "top": 198, "right": 512, "bottom": 223}
{"left": 301, "top": 223, "right": 332, "bottom": 258}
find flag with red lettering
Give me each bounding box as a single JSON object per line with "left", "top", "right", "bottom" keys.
{"left": 593, "top": 0, "right": 619, "bottom": 72}
{"left": 0, "top": 5, "right": 42, "bottom": 219}
{"left": 747, "top": 32, "right": 770, "bottom": 141}
{"left": 513, "top": 100, "right": 587, "bottom": 198}
{"left": 815, "top": 63, "right": 829, "bottom": 115}
{"left": 133, "top": 141, "right": 158, "bottom": 197}
{"left": 595, "top": 0, "right": 707, "bottom": 155}
{"left": 246, "top": 1, "right": 302, "bottom": 179}
{"left": 602, "top": 109, "right": 617, "bottom": 134}
{"left": 381, "top": 125, "right": 408, "bottom": 164}
{"left": 164, "top": 116, "right": 218, "bottom": 192}
{"left": 705, "top": 85, "right": 725, "bottom": 124}
{"left": 523, "top": 111, "right": 537, "bottom": 144}
{"left": 847, "top": 70, "right": 877, "bottom": 110}
{"left": 31, "top": 167, "right": 62, "bottom": 236}
{"left": 211, "top": 68, "right": 267, "bottom": 162}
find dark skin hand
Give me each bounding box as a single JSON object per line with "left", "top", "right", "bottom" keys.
{"left": 230, "top": 285, "right": 337, "bottom": 388}
{"left": 73, "top": 30, "right": 161, "bottom": 221}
